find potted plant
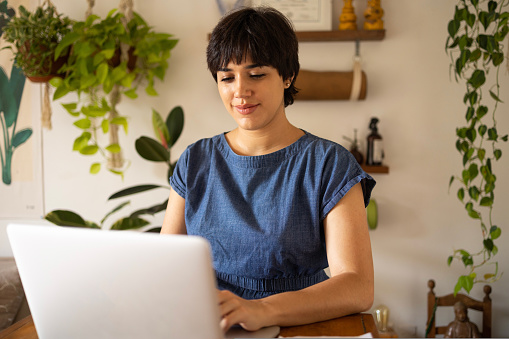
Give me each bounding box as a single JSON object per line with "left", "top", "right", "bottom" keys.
{"left": 2, "top": 3, "right": 72, "bottom": 82}
{"left": 49, "top": 9, "right": 178, "bottom": 176}
{"left": 445, "top": 0, "right": 507, "bottom": 295}
{"left": 44, "top": 106, "right": 184, "bottom": 232}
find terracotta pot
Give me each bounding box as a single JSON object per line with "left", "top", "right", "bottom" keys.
{"left": 108, "top": 47, "right": 137, "bottom": 71}
{"left": 21, "top": 41, "right": 69, "bottom": 83}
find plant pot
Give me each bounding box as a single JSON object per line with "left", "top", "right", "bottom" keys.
{"left": 21, "top": 41, "right": 70, "bottom": 83}
{"left": 109, "top": 47, "right": 137, "bottom": 71}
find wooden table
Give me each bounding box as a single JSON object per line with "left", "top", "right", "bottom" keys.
{"left": 0, "top": 313, "right": 379, "bottom": 338}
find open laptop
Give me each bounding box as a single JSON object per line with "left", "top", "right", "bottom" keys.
{"left": 7, "top": 223, "right": 280, "bottom": 339}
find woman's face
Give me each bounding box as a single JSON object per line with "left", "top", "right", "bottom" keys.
{"left": 216, "top": 56, "right": 289, "bottom": 132}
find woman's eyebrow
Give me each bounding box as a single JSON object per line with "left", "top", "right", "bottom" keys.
{"left": 218, "top": 63, "right": 264, "bottom": 72}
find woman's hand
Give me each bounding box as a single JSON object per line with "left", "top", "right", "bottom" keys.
{"left": 217, "top": 290, "right": 271, "bottom": 333}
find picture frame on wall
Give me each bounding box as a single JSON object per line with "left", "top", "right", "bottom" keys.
{"left": 250, "top": 0, "right": 332, "bottom": 31}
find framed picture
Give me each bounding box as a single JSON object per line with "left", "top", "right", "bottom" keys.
{"left": 250, "top": 0, "right": 332, "bottom": 31}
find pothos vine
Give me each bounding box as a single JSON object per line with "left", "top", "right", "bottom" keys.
{"left": 446, "top": 0, "right": 508, "bottom": 295}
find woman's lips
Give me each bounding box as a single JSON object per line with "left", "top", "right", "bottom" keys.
{"left": 235, "top": 104, "right": 259, "bottom": 115}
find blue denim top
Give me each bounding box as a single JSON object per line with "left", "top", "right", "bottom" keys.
{"left": 170, "top": 131, "right": 375, "bottom": 299}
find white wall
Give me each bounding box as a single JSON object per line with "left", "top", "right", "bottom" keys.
{"left": 1, "top": 0, "right": 508, "bottom": 337}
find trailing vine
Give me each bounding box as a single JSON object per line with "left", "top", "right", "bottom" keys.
{"left": 446, "top": 0, "right": 508, "bottom": 295}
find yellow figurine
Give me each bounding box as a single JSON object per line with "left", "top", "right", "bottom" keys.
{"left": 364, "top": 0, "right": 384, "bottom": 30}
{"left": 339, "top": 0, "right": 357, "bottom": 30}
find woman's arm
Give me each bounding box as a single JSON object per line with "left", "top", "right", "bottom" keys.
{"left": 218, "top": 182, "right": 374, "bottom": 331}
{"left": 160, "top": 188, "right": 187, "bottom": 235}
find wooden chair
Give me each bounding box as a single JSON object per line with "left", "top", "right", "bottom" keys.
{"left": 426, "top": 279, "right": 492, "bottom": 338}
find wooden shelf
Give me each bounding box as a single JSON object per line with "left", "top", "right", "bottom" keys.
{"left": 361, "top": 165, "right": 389, "bottom": 174}
{"left": 295, "top": 29, "right": 385, "bottom": 42}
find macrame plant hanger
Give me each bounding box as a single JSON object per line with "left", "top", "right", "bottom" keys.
{"left": 40, "top": 0, "right": 57, "bottom": 130}
{"left": 85, "top": 0, "right": 133, "bottom": 171}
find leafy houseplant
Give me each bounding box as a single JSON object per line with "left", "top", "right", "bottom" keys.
{"left": 2, "top": 3, "right": 72, "bottom": 82}
{"left": 44, "top": 106, "right": 184, "bottom": 232}
{"left": 0, "top": 0, "right": 31, "bottom": 186}
{"left": 446, "top": 0, "right": 508, "bottom": 295}
{"left": 50, "top": 9, "right": 178, "bottom": 176}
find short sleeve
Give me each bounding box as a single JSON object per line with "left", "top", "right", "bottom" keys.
{"left": 319, "top": 146, "right": 376, "bottom": 221}
{"left": 169, "top": 147, "right": 189, "bottom": 199}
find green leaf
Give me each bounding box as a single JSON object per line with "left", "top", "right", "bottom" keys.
{"left": 167, "top": 106, "right": 184, "bottom": 147}
{"left": 74, "top": 118, "right": 91, "bottom": 129}
{"left": 105, "top": 143, "right": 121, "bottom": 153}
{"left": 73, "top": 134, "right": 90, "bottom": 151}
{"left": 123, "top": 88, "right": 137, "bottom": 99}
{"left": 468, "top": 163, "right": 478, "bottom": 180}
{"left": 465, "top": 128, "right": 476, "bottom": 142}
{"left": 465, "top": 107, "right": 475, "bottom": 121}
{"left": 477, "top": 148, "right": 486, "bottom": 162}
{"left": 12, "top": 129, "right": 32, "bottom": 148}
{"left": 494, "top": 149, "right": 502, "bottom": 160}
{"left": 130, "top": 200, "right": 169, "bottom": 218}
{"left": 135, "top": 136, "right": 170, "bottom": 162}
{"left": 53, "top": 85, "right": 70, "bottom": 100}
{"left": 460, "top": 275, "right": 474, "bottom": 294}
{"left": 490, "top": 226, "right": 501, "bottom": 240}
{"left": 447, "top": 256, "right": 454, "bottom": 266}
{"left": 79, "top": 145, "right": 99, "bottom": 155}
{"left": 62, "top": 103, "right": 78, "bottom": 116}
{"left": 484, "top": 238, "right": 494, "bottom": 252}
{"left": 96, "top": 63, "right": 109, "bottom": 84}
{"left": 111, "top": 117, "right": 128, "bottom": 134}
{"left": 110, "top": 217, "right": 150, "bottom": 230}
{"left": 152, "top": 109, "right": 170, "bottom": 146}
{"left": 101, "top": 119, "right": 109, "bottom": 134}
{"left": 489, "top": 90, "right": 503, "bottom": 103}
{"left": 457, "top": 188, "right": 465, "bottom": 201}
{"left": 478, "top": 125, "right": 487, "bottom": 136}
{"left": 100, "top": 201, "right": 130, "bottom": 225}
{"left": 480, "top": 196, "right": 493, "bottom": 207}
{"left": 108, "top": 184, "right": 166, "bottom": 200}
{"left": 476, "top": 106, "right": 488, "bottom": 119}
{"left": 468, "top": 69, "right": 485, "bottom": 89}
{"left": 90, "top": 162, "right": 101, "bottom": 174}
{"left": 468, "top": 186, "right": 480, "bottom": 201}
{"left": 465, "top": 202, "right": 480, "bottom": 219}
{"left": 44, "top": 210, "right": 89, "bottom": 227}
{"left": 488, "top": 128, "right": 498, "bottom": 141}
{"left": 145, "top": 84, "right": 158, "bottom": 96}
{"left": 55, "top": 32, "right": 79, "bottom": 59}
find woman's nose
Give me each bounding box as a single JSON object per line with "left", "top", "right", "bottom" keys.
{"left": 234, "top": 78, "right": 251, "bottom": 98}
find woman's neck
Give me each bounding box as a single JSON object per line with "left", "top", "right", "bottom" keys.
{"left": 226, "top": 123, "right": 304, "bottom": 156}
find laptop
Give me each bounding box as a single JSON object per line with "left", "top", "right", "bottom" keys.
{"left": 7, "top": 223, "right": 280, "bottom": 339}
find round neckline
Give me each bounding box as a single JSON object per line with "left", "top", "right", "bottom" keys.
{"left": 216, "top": 130, "right": 311, "bottom": 168}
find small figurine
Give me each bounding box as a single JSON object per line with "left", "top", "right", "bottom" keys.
{"left": 343, "top": 129, "right": 364, "bottom": 165}
{"left": 366, "top": 117, "right": 384, "bottom": 166}
{"left": 364, "top": 0, "right": 384, "bottom": 30}
{"left": 444, "top": 302, "right": 481, "bottom": 338}
{"left": 339, "top": 0, "right": 357, "bottom": 30}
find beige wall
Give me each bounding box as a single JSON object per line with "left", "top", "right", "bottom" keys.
{"left": 1, "top": 0, "right": 508, "bottom": 336}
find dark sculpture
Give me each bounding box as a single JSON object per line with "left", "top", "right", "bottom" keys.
{"left": 444, "top": 301, "right": 481, "bottom": 338}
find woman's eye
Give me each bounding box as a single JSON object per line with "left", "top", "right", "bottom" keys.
{"left": 220, "top": 76, "right": 234, "bottom": 82}
{"left": 250, "top": 74, "right": 265, "bottom": 79}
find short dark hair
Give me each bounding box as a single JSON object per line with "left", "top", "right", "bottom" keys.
{"left": 206, "top": 6, "right": 300, "bottom": 107}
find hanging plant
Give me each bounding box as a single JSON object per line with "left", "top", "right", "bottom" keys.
{"left": 50, "top": 9, "right": 178, "bottom": 177}
{"left": 446, "top": 0, "right": 508, "bottom": 295}
{"left": 2, "top": 2, "right": 72, "bottom": 82}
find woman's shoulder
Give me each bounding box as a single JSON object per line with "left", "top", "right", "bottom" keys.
{"left": 184, "top": 133, "right": 225, "bottom": 153}
{"left": 301, "top": 131, "right": 350, "bottom": 156}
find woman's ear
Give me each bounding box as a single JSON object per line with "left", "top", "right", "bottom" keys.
{"left": 284, "top": 77, "right": 294, "bottom": 88}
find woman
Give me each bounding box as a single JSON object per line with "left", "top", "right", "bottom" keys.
{"left": 161, "top": 6, "right": 376, "bottom": 333}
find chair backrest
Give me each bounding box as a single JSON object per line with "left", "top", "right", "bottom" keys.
{"left": 426, "top": 279, "right": 492, "bottom": 338}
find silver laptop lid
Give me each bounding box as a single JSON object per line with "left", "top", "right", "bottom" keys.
{"left": 7, "top": 223, "right": 223, "bottom": 339}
